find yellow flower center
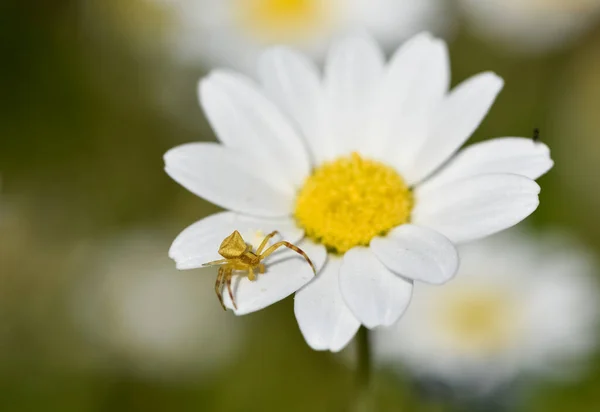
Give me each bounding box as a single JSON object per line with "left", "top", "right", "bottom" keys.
{"left": 236, "top": 0, "right": 329, "bottom": 42}
{"left": 436, "top": 286, "right": 518, "bottom": 355}
{"left": 295, "top": 153, "right": 413, "bottom": 254}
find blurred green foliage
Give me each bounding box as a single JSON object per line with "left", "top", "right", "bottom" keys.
{"left": 2, "top": 0, "right": 600, "bottom": 411}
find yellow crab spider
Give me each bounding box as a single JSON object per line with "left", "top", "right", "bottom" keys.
{"left": 202, "top": 230, "right": 317, "bottom": 311}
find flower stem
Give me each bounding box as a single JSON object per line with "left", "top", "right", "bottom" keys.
{"left": 356, "top": 326, "right": 372, "bottom": 390}
{"left": 347, "top": 326, "right": 374, "bottom": 411}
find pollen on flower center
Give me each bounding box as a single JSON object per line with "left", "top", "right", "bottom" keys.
{"left": 294, "top": 153, "right": 413, "bottom": 254}
{"left": 236, "top": 0, "right": 327, "bottom": 41}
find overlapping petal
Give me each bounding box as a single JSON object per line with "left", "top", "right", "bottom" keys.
{"left": 369, "top": 32, "right": 449, "bottom": 170}
{"left": 407, "top": 72, "right": 504, "bottom": 183}
{"left": 294, "top": 257, "right": 361, "bottom": 352}
{"left": 324, "top": 33, "right": 385, "bottom": 159}
{"left": 222, "top": 240, "right": 328, "bottom": 315}
{"left": 370, "top": 224, "right": 459, "bottom": 284}
{"left": 258, "top": 47, "right": 324, "bottom": 163}
{"left": 164, "top": 143, "right": 295, "bottom": 217}
{"left": 169, "top": 211, "right": 304, "bottom": 270}
{"left": 422, "top": 137, "right": 553, "bottom": 189}
{"left": 412, "top": 173, "right": 540, "bottom": 243}
{"left": 339, "top": 247, "right": 413, "bottom": 328}
{"left": 199, "top": 70, "right": 311, "bottom": 186}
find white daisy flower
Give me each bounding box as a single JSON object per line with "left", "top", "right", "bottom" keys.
{"left": 72, "top": 231, "right": 245, "bottom": 378}
{"left": 373, "top": 229, "right": 599, "bottom": 394}
{"left": 152, "top": 0, "right": 450, "bottom": 72}
{"left": 165, "top": 32, "right": 553, "bottom": 352}
{"left": 459, "top": 0, "right": 600, "bottom": 54}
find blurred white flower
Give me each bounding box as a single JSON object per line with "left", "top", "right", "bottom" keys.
{"left": 72, "top": 231, "right": 245, "bottom": 379}
{"left": 374, "top": 229, "right": 599, "bottom": 393}
{"left": 459, "top": 0, "right": 600, "bottom": 54}
{"left": 164, "top": 32, "right": 553, "bottom": 352}
{"left": 152, "top": 0, "right": 451, "bottom": 72}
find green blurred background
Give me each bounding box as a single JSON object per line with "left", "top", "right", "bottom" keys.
{"left": 2, "top": 0, "right": 600, "bottom": 410}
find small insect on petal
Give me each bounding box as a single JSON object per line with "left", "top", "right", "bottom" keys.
{"left": 202, "top": 230, "right": 316, "bottom": 310}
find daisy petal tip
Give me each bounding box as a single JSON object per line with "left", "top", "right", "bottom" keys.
{"left": 299, "top": 334, "right": 329, "bottom": 352}
{"left": 198, "top": 71, "right": 224, "bottom": 93}
{"left": 527, "top": 193, "right": 541, "bottom": 212}
{"left": 293, "top": 303, "right": 341, "bottom": 352}
{"left": 221, "top": 293, "right": 247, "bottom": 316}
{"left": 533, "top": 142, "right": 554, "bottom": 176}
{"left": 199, "top": 70, "right": 241, "bottom": 97}
{"left": 230, "top": 307, "right": 250, "bottom": 317}
{"left": 484, "top": 71, "right": 504, "bottom": 90}
{"left": 544, "top": 158, "right": 555, "bottom": 175}
{"left": 197, "top": 78, "right": 210, "bottom": 101}
{"left": 197, "top": 74, "right": 209, "bottom": 87}
{"left": 329, "top": 339, "right": 353, "bottom": 353}
{"left": 163, "top": 146, "right": 181, "bottom": 166}
{"left": 533, "top": 140, "right": 551, "bottom": 152}
{"left": 363, "top": 317, "right": 394, "bottom": 330}
{"left": 374, "top": 300, "right": 412, "bottom": 329}
{"left": 370, "top": 225, "right": 459, "bottom": 285}
{"left": 431, "top": 36, "right": 449, "bottom": 50}
{"left": 294, "top": 258, "right": 361, "bottom": 352}
{"left": 302, "top": 335, "right": 349, "bottom": 353}
{"left": 410, "top": 31, "right": 448, "bottom": 49}
{"left": 163, "top": 142, "right": 204, "bottom": 167}
{"left": 204, "top": 69, "right": 231, "bottom": 82}
{"left": 529, "top": 178, "right": 542, "bottom": 193}
{"left": 412, "top": 31, "right": 434, "bottom": 41}
{"left": 432, "top": 258, "right": 460, "bottom": 285}
{"left": 173, "top": 260, "right": 197, "bottom": 271}
{"left": 340, "top": 248, "right": 413, "bottom": 328}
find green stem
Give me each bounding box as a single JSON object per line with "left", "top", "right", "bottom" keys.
{"left": 356, "top": 326, "right": 372, "bottom": 390}
{"left": 347, "top": 326, "right": 373, "bottom": 411}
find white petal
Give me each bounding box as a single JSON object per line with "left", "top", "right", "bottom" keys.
{"left": 339, "top": 247, "right": 413, "bottom": 328}
{"left": 369, "top": 33, "right": 450, "bottom": 168}
{"left": 164, "top": 142, "right": 294, "bottom": 217}
{"left": 257, "top": 47, "right": 324, "bottom": 163}
{"left": 223, "top": 240, "right": 328, "bottom": 315}
{"left": 407, "top": 72, "right": 504, "bottom": 184}
{"left": 169, "top": 211, "right": 304, "bottom": 270}
{"left": 324, "top": 33, "right": 385, "bottom": 159}
{"left": 294, "top": 257, "right": 361, "bottom": 352}
{"left": 199, "top": 70, "right": 310, "bottom": 186}
{"left": 353, "top": 0, "right": 453, "bottom": 49}
{"left": 370, "top": 225, "right": 459, "bottom": 284}
{"left": 412, "top": 173, "right": 540, "bottom": 243}
{"left": 421, "top": 137, "right": 554, "bottom": 189}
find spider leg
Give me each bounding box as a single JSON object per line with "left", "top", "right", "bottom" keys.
{"left": 247, "top": 267, "right": 256, "bottom": 281}
{"left": 259, "top": 242, "right": 316, "bottom": 275}
{"left": 256, "top": 230, "right": 279, "bottom": 255}
{"left": 258, "top": 263, "right": 266, "bottom": 274}
{"left": 225, "top": 268, "right": 237, "bottom": 310}
{"left": 255, "top": 231, "right": 279, "bottom": 254}
{"left": 202, "top": 258, "right": 229, "bottom": 267}
{"left": 215, "top": 266, "right": 226, "bottom": 311}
